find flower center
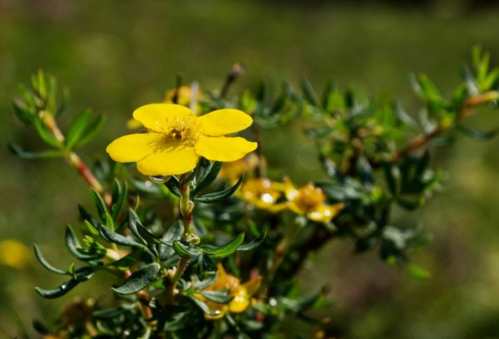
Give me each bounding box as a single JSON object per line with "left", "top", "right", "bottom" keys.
{"left": 294, "top": 184, "right": 325, "bottom": 211}
{"left": 161, "top": 115, "right": 200, "bottom": 146}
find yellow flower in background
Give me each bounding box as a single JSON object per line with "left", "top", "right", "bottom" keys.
{"left": 284, "top": 178, "right": 344, "bottom": 224}
{"left": 0, "top": 239, "right": 31, "bottom": 269}
{"left": 239, "top": 178, "right": 287, "bottom": 212}
{"left": 196, "top": 263, "right": 261, "bottom": 320}
{"left": 107, "top": 104, "right": 257, "bottom": 176}
{"left": 128, "top": 85, "right": 204, "bottom": 129}
{"left": 220, "top": 153, "right": 259, "bottom": 182}
{"left": 164, "top": 85, "right": 202, "bottom": 107}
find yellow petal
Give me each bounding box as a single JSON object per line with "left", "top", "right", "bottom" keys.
{"left": 127, "top": 118, "right": 143, "bottom": 129}
{"left": 106, "top": 133, "right": 162, "bottom": 162}
{"left": 133, "top": 103, "right": 194, "bottom": 132}
{"left": 228, "top": 287, "right": 250, "bottom": 313}
{"left": 307, "top": 203, "right": 344, "bottom": 224}
{"left": 195, "top": 136, "right": 257, "bottom": 162}
{"left": 137, "top": 144, "right": 199, "bottom": 176}
{"left": 198, "top": 109, "right": 253, "bottom": 136}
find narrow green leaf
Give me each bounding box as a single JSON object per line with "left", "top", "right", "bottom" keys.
{"left": 65, "top": 110, "right": 92, "bottom": 149}
{"left": 301, "top": 80, "right": 318, "bottom": 105}
{"left": 35, "top": 279, "right": 80, "bottom": 299}
{"left": 192, "top": 161, "right": 222, "bottom": 195}
{"left": 33, "top": 119, "right": 61, "bottom": 148}
{"left": 8, "top": 143, "right": 63, "bottom": 159}
{"left": 12, "top": 99, "right": 35, "bottom": 125}
{"left": 111, "top": 180, "right": 127, "bottom": 219}
{"left": 128, "top": 209, "right": 158, "bottom": 244}
{"left": 165, "top": 177, "right": 181, "bottom": 196}
{"left": 201, "top": 233, "right": 245, "bottom": 258}
{"left": 112, "top": 263, "right": 160, "bottom": 295}
{"left": 65, "top": 225, "right": 103, "bottom": 261}
{"left": 33, "top": 244, "right": 67, "bottom": 275}
{"left": 98, "top": 223, "right": 147, "bottom": 250}
{"left": 457, "top": 124, "right": 499, "bottom": 141}
{"left": 92, "top": 191, "right": 113, "bottom": 229}
{"left": 237, "top": 231, "right": 267, "bottom": 252}
{"left": 173, "top": 241, "right": 202, "bottom": 257}
{"left": 76, "top": 114, "right": 105, "bottom": 147}
{"left": 162, "top": 221, "right": 184, "bottom": 245}
{"left": 200, "top": 290, "right": 232, "bottom": 304}
{"left": 193, "top": 176, "right": 243, "bottom": 203}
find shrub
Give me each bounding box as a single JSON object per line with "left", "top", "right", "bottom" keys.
{"left": 9, "top": 48, "right": 499, "bottom": 338}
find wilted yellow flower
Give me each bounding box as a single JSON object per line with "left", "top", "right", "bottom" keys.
{"left": 128, "top": 85, "right": 203, "bottom": 129}
{"left": 0, "top": 239, "right": 31, "bottom": 269}
{"left": 196, "top": 263, "right": 261, "bottom": 320}
{"left": 239, "top": 178, "right": 287, "bottom": 212}
{"left": 220, "top": 153, "right": 259, "bottom": 182}
{"left": 107, "top": 104, "right": 257, "bottom": 176}
{"left": 284, "top": 178, "right": 344, "bottom": 224}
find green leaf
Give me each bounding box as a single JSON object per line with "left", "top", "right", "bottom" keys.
{"left": 200, "top": 290, "right": 232, "bottom": 304}
{"left": 457, "top": 124, "right": 499, "bottom": 141}
{"left": 8, "top": 143, "right": 63, "bottom": 159}
{"left": 129, "top": 209, "right": 158, "bottom": 244}
{"left": 12, "top": 99, "right": 35, "bottom": 125}
{"left": 237, "top": 231, "right": 267, "bottom": 252}
{"left": 33, "top": 244, "right": 67, "bottom": 275}
{"left": 301, "top": 80, "right": 318, "bottom": 105}
{"left": 65, "top": 109, "right": 93, "bottom": 149}
{"left": 76, "top": 114, "right": 105, "bottom": 147}
{"left": 194, "top": 176, "right": 243, "bottom": 203}
{"left": 162, "top": 221, "right": 184, "bottom": 245}
{"left": 383, "top": 164, "right": 400, "bottom": 196}
{"left": 173, "top": 241, "right": 202, "bottom": 257}
{"left": 411, "top": 74, "right": 442, "bottom": 103}
{"left": 192, "top": 161, "right": 222, "bottom": 195}
{"left": 65, "top": 225, "right": 103, "bottom": 261}
{"left": 35, "top": 279, "right": 80, "bottom": 299}
{"left": 33, "top": 119, "right": 61, "bottom": 148}
{"left": 111, "top": 180, "right": 128, "bottom": 219}
{"left": 92, "top": 191, "right": 113, "bottom": 229}
{"left": 407, "top": 263, "right": 431, "bottom": 280}
{"left": 112, "top": 263, "right": 160, "bottom": 295}
{"left": 98, "top": 222, "right": 150, "bottom": 253}
{"left": 165, "top": 177, "right": 181, "bottom": 196}
{"left": 201, "top": 233, "right": 245, "bottom": 258}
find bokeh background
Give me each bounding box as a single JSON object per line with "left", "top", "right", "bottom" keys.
{"left": 1, "top": 0, "right": 499, "bottom": 337}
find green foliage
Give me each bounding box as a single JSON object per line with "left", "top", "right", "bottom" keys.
{"left": 10, "top": 49, "right": 499, "bottom": 338}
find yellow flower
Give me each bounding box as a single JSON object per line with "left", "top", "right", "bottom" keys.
{"left": 284, "top": 178, "right": 344, "bottom": 224}
{"left": 0, "top": 240, "right": 31, "bottom": 269}
{"left": 107, "top": 104, "right": 257, "bottom": 176}
{"left": 128, "top": 85, "right": 203, "bottom": 129}
{"left": 239, "top": 177, "right": 287, "bottom": 212}
{"left": 164, "top": 85, "right": 202, "bottom": 107}
{"left": 196, "top": 263, "right": 261, "bottom": 320}
{"left": 220, "top": 153, "right": 259, "bottom": 182}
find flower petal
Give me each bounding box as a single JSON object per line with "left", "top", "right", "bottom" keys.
{"left": 198, "top": 109, "right": 253, "bottom": 136}
{"left": 106, "top": 133, "right": 162, "bottom": 162}
{"left": 133, "top": 103, "right": 194, "bottom": 132}
{"left": 195, "top": 136, "right": 257, "bottom": 162}
{"left": 137, "top": 144, "right": 199, "bottom": 176}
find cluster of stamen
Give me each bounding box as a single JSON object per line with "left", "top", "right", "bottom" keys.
{"left": 161, "top": 115, "right": 200, "bottom": 146}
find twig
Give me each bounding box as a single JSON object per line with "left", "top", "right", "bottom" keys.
{"left": 390, "top": 90, "right": 499, "bottom": 162}
{"left": 219, "top": 63, "right": 244, "bottom": 99}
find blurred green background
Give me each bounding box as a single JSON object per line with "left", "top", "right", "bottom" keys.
{"left": 1, "top": 0, "right": 499, "bottom": 338}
